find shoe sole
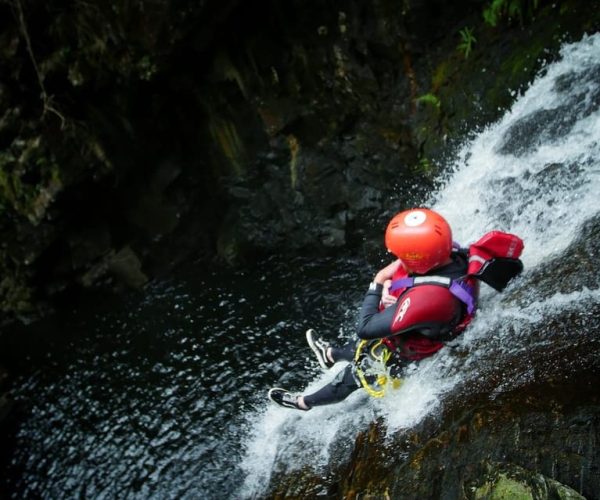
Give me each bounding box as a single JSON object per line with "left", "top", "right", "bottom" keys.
{"left": 306, "top": 329, "right": 330, "bottom": 372}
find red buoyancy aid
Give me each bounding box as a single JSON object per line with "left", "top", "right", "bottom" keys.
{"left": 382, "top": 231, "right": 524, "bottom": 361}
{"left": 467, "top": 231, "right": 524, "bottom": 291}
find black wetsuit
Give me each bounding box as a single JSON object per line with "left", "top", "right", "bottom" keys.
{"left": 303, "top": 254, "right": 468, "bottom": 408}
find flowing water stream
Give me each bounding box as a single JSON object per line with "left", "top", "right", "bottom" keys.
{"left": 239, "top": 32, "right": 600, "bottom": 497}
{"left": 1, "top": 33, "right": 600, "bottom": 499}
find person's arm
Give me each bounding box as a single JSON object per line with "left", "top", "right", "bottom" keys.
{"left": 380, "top": 279, "right": 397, "bottom": 308}
{"left": 356, "top": 260, "right": 402, "bottom": 340}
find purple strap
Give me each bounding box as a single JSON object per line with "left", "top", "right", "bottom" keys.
{"left": 390, "top": 277, "right": 477, "bottom": 315}
{"left": 449, "top": 281, "right": 476, "bottom": 315}
{"left": 389, "top": 278, "right": 414, "bottom": 292}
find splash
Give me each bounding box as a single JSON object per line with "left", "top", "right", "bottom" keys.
{"left": 239, "top": 33, "right": 600, "bottom": 497}
{"left": 433, "top": 33, "right": 600, "bottom": 267}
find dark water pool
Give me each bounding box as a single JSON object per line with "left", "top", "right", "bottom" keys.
{"left": 0, "top": 254, "right": 372, "bottom": 499}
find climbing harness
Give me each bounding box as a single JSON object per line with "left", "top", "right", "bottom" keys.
{"left": 354, "top": 339, "right": 403, "bottom": 398}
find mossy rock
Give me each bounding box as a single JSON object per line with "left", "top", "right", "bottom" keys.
{"left": 468, "top": 462, "right": 585, "bottom": 500}
{"left": 473, "top": 474, "right": 534, "bottom": 499}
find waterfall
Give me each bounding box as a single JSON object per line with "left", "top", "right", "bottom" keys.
{"left": 238, "top": 32, "right": 600, "bottom": 498}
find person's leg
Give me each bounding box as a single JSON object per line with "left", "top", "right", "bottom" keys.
{"left": 301, "top": 363, "right": 361, "bottom": 408}
{"left": 307, "top": 329, "right": 357, "bottom": 370}
{"left": 329, "top": 341, "right": 356, "bottom": 363}
{"left": 270, "top": 338, "right": 364, "bottom": 410}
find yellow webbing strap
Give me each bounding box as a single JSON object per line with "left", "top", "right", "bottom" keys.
{"left": 354, "top": 339, "right": 403, "bottom": 398}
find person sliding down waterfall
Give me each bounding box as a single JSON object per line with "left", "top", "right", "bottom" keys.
{"left": 268, "top": 208, "right": 524, "bottom": 411}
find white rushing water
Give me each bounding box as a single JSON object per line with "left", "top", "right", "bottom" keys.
{"left": 238, "top": 33, "right": 600, "bottom": 497}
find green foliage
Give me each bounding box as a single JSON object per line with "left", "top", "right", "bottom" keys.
{"left": 0, "top": 138, "right": 64, "bottom": 224}
{"left": 432, "top": 61, "right": 450, "bottom": 91}
{"left": 483, "top": 0, "right": 540, "bottom": 27}
{"left": 0, "top": 151, "right": 21, "bottom": 207}
{"left": 45, "top": 0, "right": 167, "bottom": 85}
{"left": 416, "top": 93, "right": 441, "bottom": 109}
{"left": 457, "top": 27, "right": 477, "bottom": 59}
{"left": 418, "top": 157, "right": 434, "bottom": 174}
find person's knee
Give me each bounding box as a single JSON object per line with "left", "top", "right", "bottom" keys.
{"left": 330, "top": 341, "right": 358, "bottom": 363}
{"left": 304, "top": 365, "right": 360, "bottom": 407}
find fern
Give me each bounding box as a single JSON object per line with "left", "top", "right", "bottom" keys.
{"left": 416, "top": 93, "right": 441, "bottom": 109}
{"left": 457, "top": 27, "right": 477, "bottom": 59}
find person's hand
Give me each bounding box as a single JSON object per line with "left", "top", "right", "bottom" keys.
{"left": 374, "top": 259, "right": 402, "bottom": 285}
{"left": 380, "top": 279, "right": 397, "bottom": 308}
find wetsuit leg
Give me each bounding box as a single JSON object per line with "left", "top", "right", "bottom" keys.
{"left": 329, "top": 341, "right": 357, "bottom": 363}
{"left": 303, "top": 364, "right": 361, "bottom": 408}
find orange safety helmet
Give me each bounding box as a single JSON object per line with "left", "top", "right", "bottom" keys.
{"left": 385, "top": 208, "right": 453, "bottom": 274}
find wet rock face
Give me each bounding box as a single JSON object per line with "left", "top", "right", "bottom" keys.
{"left": 0, "top": 0, "right": 599, "bottom": 320}
{"left": 0, "top": 364, "right": 11, "bottom": 429}
{"left": 204, "top": 0, "right": 464, "bottom": 260}
{"left": 269, "top": 375, "right": 600, "bottom": 499}
{"left": 0, "top": 0, "right": 243, "bottom": 319}
{"left": 394, "top": 378, "right": 599, "bottom": 499}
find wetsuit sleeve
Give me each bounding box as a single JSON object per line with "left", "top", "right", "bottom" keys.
{"left": 356, "top": 283, "right": 395, "bottom": 340}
